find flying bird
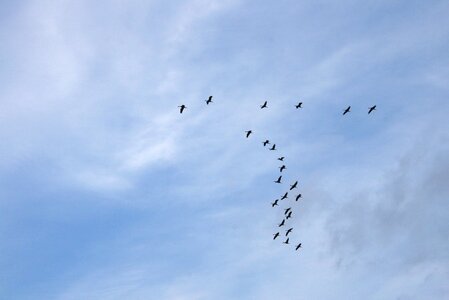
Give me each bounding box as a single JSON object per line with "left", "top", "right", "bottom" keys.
{"left": 290, "top": 181, "right": 298, "bottom": 190}
{"left": 279, "top": 165, "right": 286, "bottom": 172}
{"left": 368, "top": 105, "right": 377, "bottom": 114}
{"left": 281, "top": 192, "right": 288, "bottom": 200}
{"left": 286, "top": 211, "right": 292, "bottom": 219}
{"left": 295, "top": 194, "right": 302, "bottom": 201}
{"left": 178, "top": 105, "right": 187, "bottom": 114}
{"left": 278, "top": 157, "right": 285, "bottom": 161}
{"left": 262, "top": 140, "right": 270, "bottom": 146}
{"left": 271, "top": 199, "right": 279, "bottom": 207}
{"left": 284, "top": 207, "right": 292, "bottom": 215}
{"left": 260, "top": 101, "right": 268, "bottom": 109}
{"left": 278, "top": 219, "right": 285, "bottom": 227}
{"left": 295, "top": 102, "right": 303, "bottom": 109}
{"left": 245, "top": 130, "right": 252, "bottom": 138}
{"left": 343, "top": 106, "right": 351, "bottom": 115}
{"left": 274, "top": 176, "right": 282, "bottom": 184}
{"left": 285, "top": 228, "right": 293, "bottom": 236}
{"left": 273, "top": 232, "right": 280, "bottom": 240}
{"left": 269, "top": 144, "right": 276, "bottom": 151}
{"left": 205, "top": 96, "right": 213, "bottom": 105}
{"left": 283, "top": 238, "right": 290, "bottom": 244}
{"left": 295, "top": 243, "right": 302, "bottom": 251}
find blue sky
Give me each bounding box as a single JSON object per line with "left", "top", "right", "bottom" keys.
{"left": 1, "top": 0, "right": 449, "bottom": 299}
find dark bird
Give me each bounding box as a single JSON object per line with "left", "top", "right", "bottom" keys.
{"left": 178, "top": 105, "right": 187, "bottom": 114}
{"left": 295, "top": 243, "right": 302, "bottom": 251}
{"left": 205, "top": 96, "right": 213, "bottom": 105}
{"left": 290, "top": 181, "right": 298, "bottom": 190}
{"left": 343, "top": 106, "right": 351, "bottom": 115}
{"left": 283, "top": 238, "right": 290, "bottom": 244}
{"left": 278, "top": 219, "right": 285, "bottom": 227}
{"left": 269, "top": 144, "right": 276, "bottom": 151}
{"left": 278, "top": 157, "right": 285, "bottom": 161}
{"left": 295, "top": 194, "right": 302, "bottom": 201}
{"left": 260, "top": 101, "right": 268, "bottom": 109}
{"left": 284, "top": 207, "right": 291, "bottom": 215}
{"left": 274, "top": 176, "right": 282, "bottom": 184}
{"left": 281, "top": 192, "right": 288, "bottom": 200}
{"left": 279, "top": 165, "right": 286, "bottom": 172}
{"left": 368, "top": 105, "right": 377, "bottom": 114}
{"left": 262, "top": 140, "right": 270, "bottom": 146}
{"left": 271, "top": 199, "right": 279, "bottom": 207}
{"left": 273, "top": 232, "right": 280, "bottom": 240}
{"left": 245, "top": 130, "right": 252, "bottom": 138}
{"left": 285, "top": 227, "right": 293, "bottom": 236}
{"left": 286, "top": 211, "right": 292, "bottom": 219}
{"left": 295, "top": 102, "right": 303, "bottom": 109}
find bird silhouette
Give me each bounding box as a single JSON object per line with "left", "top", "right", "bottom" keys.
{"left": 262, "top": 140, "right": 270, "bottom": 146}
{"left": 290, "top": 181, "right": 298, "bottom": 190}
{"left": 368, "top": 105, "right": 376, "bottom": 114}
{"left": 245, "top": 130, "right": 252, "bottom": 138}
{"left": 273, "top": 232, "right": 280, "bottom": 240}
{"left": 205, "top": 96, "right": 213, "bottom": 105}
{"left": 295, "top": 102, "right": 303, "bottom": 109}
{"left": 278, "top": 219, "right": 285, "bottom": 227}
{"left": 295, "top": 243, "right": 302, "bottom": 251}
{"left": 278, "top": 157, "right": 285, "bottom": 161}
{"left": 295, "top": 194, "right": 302, "bottom": 201}
{"left": 343, "top": 106, "right": 351, "bottom": 115}
{"left": 260, "top": 101, "right": 268, "bottom": 109}
{"left": 283, "top": 238, "right": 290, "bottom": 244}
{"left": 286, "top": 211, "right": 292, "bottom": 219}
{"left": 279, "top": 165, "right": 286, "bottom": 172}
{"left": 269, "top": 144, "right": 276, "bottom": 151}
{"left": 178, "top": 105, "right": 187, "bottom": 114}
{"left": 284, "top": 207, "right": 291, "bottom": 215}
{"left": 285, "top": 227, "right": 293, "bottom": 236}
{"left": 274, "top": 176, "right": 282, "bottom": 184}
{"left": 271, "top": 199, "right": 279, "bottom": 207}
{"left": 281, "top": 192, "right": 288, "bottom": 200}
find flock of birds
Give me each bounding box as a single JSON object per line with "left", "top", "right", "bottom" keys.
{"left": 178, "top": 97, "right": 377, "bottom": 253}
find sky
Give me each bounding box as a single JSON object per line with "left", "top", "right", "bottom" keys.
{"left": 1, "top": 0, "right": 449, "bottom": 299}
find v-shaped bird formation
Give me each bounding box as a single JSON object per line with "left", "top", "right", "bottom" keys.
{"left": 178, "top": 98, "right": 377, "bottom": 254}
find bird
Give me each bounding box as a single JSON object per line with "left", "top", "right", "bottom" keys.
{"left": 278, "top": 219, "right": 285, "bottom": 227}
{"left": 274, "top": 176, "right": 282, "bottom": 184}
{"left": 260, "top": 101, "right": 268, "bottom": 109}
{"left": 281, "top": 192, "right": 288, "bottom": 200}
{"left": 368, "top": 105, "right": 376, "bottom": 114}
{"left": 262, "top": 140, "right": 270, "bottom": 146}
{"left": 283, "top": 238, "right": 290, "bottom": 244}
{"left": 271, "top": 199, "right": 279, "bottom": 207}
{"left": 205, "top": 96, "right": 213, "bottom": 105}
{"left": 269, "top": 144, "right": 276, "bottom": 151}
{"left": 343, "top": 106, "right": 351, "bottom": 115}
{"left": 245, "top": 130, "right": 252, "bottom": 138}
{"left": 284, "top": 207, "right": 291, "bottom": 215}
{"left": 178, "top": 105, "right": 187, "bottom": 114}
{"left": 286, "top": 211, "right": 292, "bottom": 219}
{"left": 273, "top": 232, "right": 280, "bottom": 240}
{"left": 295, "top": 194, "right": 302, "bottom": 201}
{"left": 295, "top": 102, "right": 303, "bottom": 109}
{"left": 290, "top": 181, "right": 298, "bottom": 190}
{"left": 295, "top": 243, "right": 302, "bottom": 251}
{"left": 278, "top": 157, "right": 285, "bottom": 161}
{"left": 279, "top": 165, "right": 286, "bottom": 172}
{"left": 285, "top": 227, "right": 293, "bottom": 236}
